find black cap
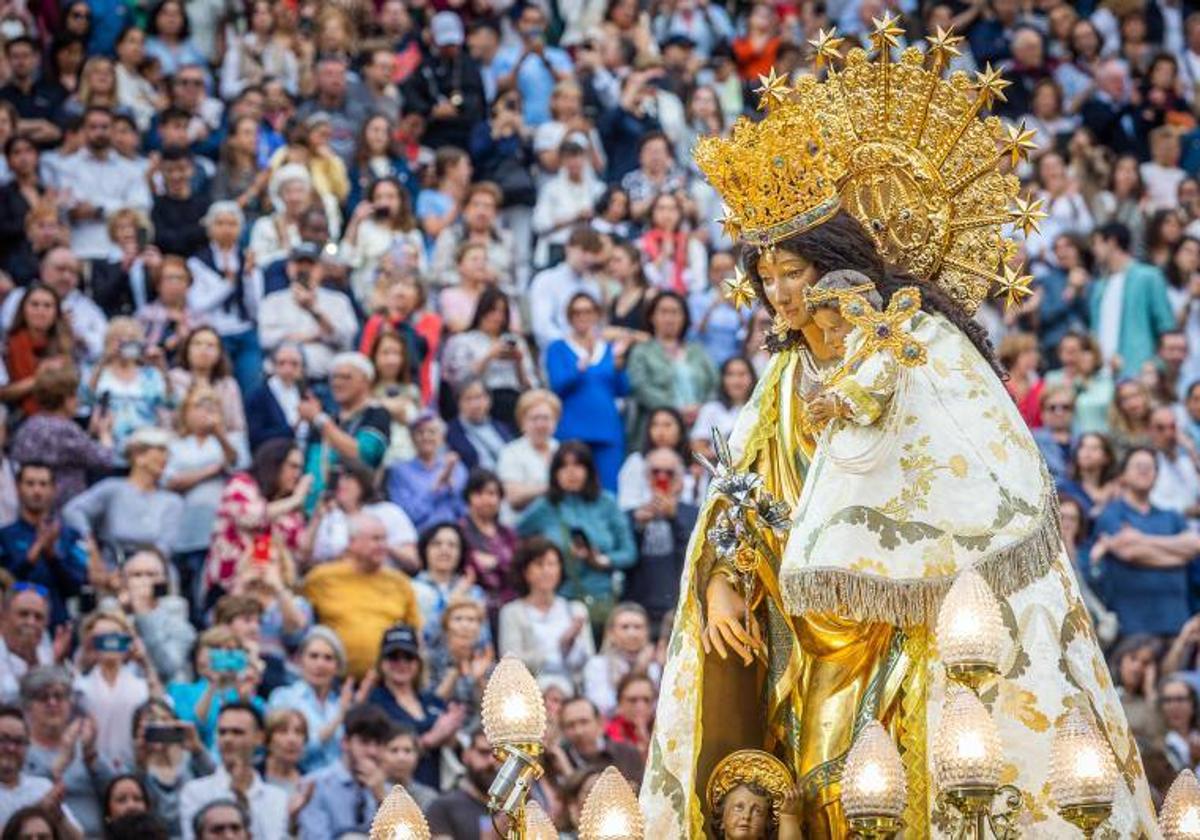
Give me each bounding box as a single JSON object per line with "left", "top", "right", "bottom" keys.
{"left": 380, "top": 624, "right": 420, "bottom": 657}
{"left": 288, "top": 241, "right": 322, "bottom": 263}
{"left": 663, "top": 34, "right": 696, "bottom": 50}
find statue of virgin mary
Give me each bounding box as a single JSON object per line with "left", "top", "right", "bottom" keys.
{"left": 640, "top": 21, "right": 1159, "bottom": 838}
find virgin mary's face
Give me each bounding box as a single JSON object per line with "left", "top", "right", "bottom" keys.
{"left": 757, "top": 249, "right": 818, "bottom": 329}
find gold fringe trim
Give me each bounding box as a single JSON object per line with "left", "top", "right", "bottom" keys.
{"left": 780, "top": 490, "right": 1061, "bottom": 627}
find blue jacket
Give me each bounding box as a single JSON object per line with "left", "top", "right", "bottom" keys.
{"left": 1088, "top": 260, "right": 1175, "bottom": 375}
{"left": 244, "top": 384, "right": 293, "bottom": 453}
{"left": 445, "top": 418, "right": 515, "bottom": 471}
{"left": 546, "top": 340, "right": 629, "bottom": 447}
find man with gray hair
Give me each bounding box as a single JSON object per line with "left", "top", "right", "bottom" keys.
{"left": 296, "top": 352, "right": 391, "bottom": 507}
{"left": 245, "top": 343, "right": 307, "bottom": 451}
{"left": 302, "top": 512, "right": 421, "bottom": 677}
{"left": 1081, "top": 58, "right": 1141, "bottom": 156}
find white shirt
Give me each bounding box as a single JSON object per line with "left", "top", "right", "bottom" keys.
{"left": 528, "top": 263, "right": 601, "bottom": 351}
{"left": 496, "top": 435, "right": 558, "bottom": 525}
{"left": 0, "top": 288, "right": 108, "bottom": 363}
{"left": 531, "top": 173, "right": 604, "bottom": 265}
{"left": 310, "top": 502, "right": 416, "bottom": 563}
{"left": 0, "top": 634, "right": 52, "bottom": 703}
{"left": 1097, "top": 269, "right": 1127, "bottom": 366}
{"left": 180, "top": 768, "right": 288, "bottom": 840}
{"left": 186, "top": 250, "right": 264, "bottom": 335}
{"left": 1140, "top": 162, "right": 1187, "bottom": 212}
{"left": 74, "top": 665, "right": 149, "bottom": 770}
{"left": 0, "top": 775, "right": 81, "bottom": 833}
{"left": 58, "top": 148, "right": 152, "bottom": 259}
{"left": 1152, "top": 447, "right": 1200, "bottom": 517}
{"left": 267, "top": 376, "right": 301, "bottom": 427}
{"left": 256, "top": 287, "right": 358, "bottom": 380}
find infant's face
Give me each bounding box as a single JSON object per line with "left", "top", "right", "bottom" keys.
{"left": 812, "top": 309, "right": 851, "bottom": 351}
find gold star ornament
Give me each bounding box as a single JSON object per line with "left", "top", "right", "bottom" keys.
{"left": 754, "top": 67, "right": 791, "bottom": 111}
{"left": 974, "top": 63, "right": 1012, "bottom": 109}
{"left": 1009, "top": 194, "right": 1047, "bottom": 237}
{"left": 993, "top": 263, "right": 1034, "bottom": 310}
{"left": 717, "top": 210, "right": 741, "bottom": 241}
{"left": 925, "top": 26, "right": 963, "bottom": 66}
{"left": 723, "top": 267, "right": 756, "bottom": 311}
{"left": 808, "top": 27, "right": 845, "bottom": 70}
{"left": 999, "top": 121, "right": 1038, "bottom": 168}
{"left": 870, "top": 12, "right": 905, "bottom": 52}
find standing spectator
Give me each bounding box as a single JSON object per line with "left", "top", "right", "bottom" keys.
{"left": 387, "top": 414, "right": 468, "bottom": 533}
{"left": 1110, "top": 379, "right": 1156, "bottom": 458}
{"left": 691, "top": 356, "right": 756, "bottom": 459}
{"left": 1091, "top": 222, "right": 1176, "bottom": 375}
{"left": 460, "top": 469, "right": 518, "bottom": 615}
{"left": 339, "top": 177, "right": 425, "bottom": 303}
{"left": 178, "top": 703, "right": 287, "bottom": 840}
{"left": 401, "top": 13, "right": 487, "bottom": 153}
{"left": 622, "top": 447, "right": 698, "bottom": 625}
{"left": 495, "top": 5, "right": 574, "bottom": 127}
{"left": 297, "top": 353, "right": 391, "bottom": 506}
{"left": 626, "top": 290, "right": 717, "bottom": 444}
{"left": 1093, "top": 155, "right": 1148, "bottom": 258}
{"left": 411, "top": 523, "right": 486, "bottom": 646}
{"left": 621, "top": 132, "right": 687, "bottom": 222}
{"left": 528, "top": 227, "right": 606, "bottom": 350}
{"left": 261, "top": 708, "right": 307, "bottom": 796}
{"left": 999, "top": 333, "right": 1044, "bottom": 429}
{"left": 1143, "top": 126, "right": 1188, "bottom": 212}
{"left": 0, "top": 588, "right": 58, "bottom": 703}
{"left": 244, "top": 344, "right": 306, "bottom": 453}
{"left": 86, "top": 318, "right": 170, "bottom": 459}
{"left": 1081, "top": 59, "right": 1141, "bottom": 157}
{"left": 0, "top": 284, "right": 77, "bottom": 419}
{"left": 517, "top": 443, "right": 635, "bottom": 614}
{"left": 143, "top": 1, "right": 207, "bottom": 78}
{"left": 257, "top": 244, "right": 358, "bottom": 385}
{"left": 730, "top": 4, "right": 780, "bottom": 82}
{"left": 470, "top": 92, "right": 537, "bottom": 288}
{"left": 1148, "top": 405, "right": 1200, "bottom": 519}
{"left": 1159, "top": 676, "right": 1200, "bottom": 772}
{"left": 1094, "top": 448, "right": 1200, "bottom": 638}
{"left": 166, "top": 625, "right": 262, "bottom": 749}
{"left": 368, "top": 329, "right": 421, "bottom": 467}
{"left": 0, "top": 249, "right": 108, "bottom": 365}
{"left": 545, "top": 293, "right": 631, "bottom": 490}
{"left": 0, "top": 37, "right": 67, "bottom": 148}
{"left": 0, "top": 705, "right": 80, "bottom": 833}
{"left": 59, "top": 107, "right": 152, "bottom": 260}
{"left": 203, "top": 439, "right": 311, "bottom": 599}
{"left": 296, "top": 704, "right": 395, "bottom": 839}
{"left": 1111, "top": 636, "right": 1165, "bottom": 743}
{"left": 602, "top": 672, "right": 656, "bottom": 761}
{"left": 302, "top": 513, "right": 421, "bottom": 678}
{"left": 581, "top": 603, "right": 660, "bottom": 717}
{"left": 118, "top": 549, "right": 194, "bottom": 682}
{"left": 1060, "top": 432, "right": 1121, "bottom": 517}
{"left": 607, "top": 241, "right": 655, "bottom": 334}
{"left": 638, "top": 193, "right": 706, "bottom": 295}
{"left": 294, "top": 54, "right": 368, "bottom": 168}
{"left": 1032, "top": 385, "right": 1077, "bottom": 481}
{"left": 347, "top": 114, "right": 414, "bottom": 213}
{"left": 378, "top": 727, "right": 437, "bottom": 813}
{"left": 366, "top": 624, "right": 464, "bottom": 789}
{"left": 688, "top": 251, "right": 745, "bottom": 366}
{"left": 0, "top": 137, "right": 49, "bottom": 265}
{"left": 0, "top": 463, "right": 90, "bottom": 628}
{"left": 429, "top": 182, "right": 515, "bottom": 293}
{"left": 533, "top": 140, "right": 605, "bottom": 268}
{"left": 496, "top": 390, "right": 561, "bottom": 525}
{"left": 151, "top": 147, "right": 209, "bottom": 258}
{"left": 247, "top": 167, "right": 313, "bottom": 267}
{"left": 1034, "top": 234, "right": 1092, "bottom": 365}
{"left": 550, "top": 696, "right": 643, "bottom": 786}
{"left": 62, "top": 428, "right": 183, "bottom": 564}
{"left": 305, "top": 461, "right": 417, "bottom": 570}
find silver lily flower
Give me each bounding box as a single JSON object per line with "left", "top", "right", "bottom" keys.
{"left": 707, "top": 512, "right": 741, "bottom": 556}
{"left": 755, "top": 497, "right": 792, "bottom": 534}
{"left": 698, "top": 428, "right": 765, "bottom": 507}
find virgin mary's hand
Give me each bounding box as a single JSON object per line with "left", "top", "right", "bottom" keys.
{"left": 703, "top": 574, "right": 765, "bottom": 666}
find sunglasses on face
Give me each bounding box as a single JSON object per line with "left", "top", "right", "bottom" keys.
{"left": 385, "top": 650, "right": 418, "bottom": 662}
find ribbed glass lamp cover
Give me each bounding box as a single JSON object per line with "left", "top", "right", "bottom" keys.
{"left": 842, "top": 720, "right": 908, "bottom": 819}
{"left": 369, "top": 785, "right": 431, "bottom": 840}
{"left": 1049, "top": 708, "right": 1117, "bottom": 808}
{"left": 481, "top": 656, "right": 547, "bottom": 746}
{"left": 933, "top": 684, "right": 1003, "bottom": 790}
{"left": 936, "top": 568, "right": 1004, "bottom": 671}
{"left": 524, "top": 801, "right": 558, "bottom": 840}
{"left": 579, "top": 766, "right": 644, "bottom": 840}
{"left": 1161, "top": 769, "right": 1200, "bottom": 838}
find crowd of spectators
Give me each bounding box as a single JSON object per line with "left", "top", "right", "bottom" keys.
{"left": 5, "top": 0, "right": 1200, "bottom": 836}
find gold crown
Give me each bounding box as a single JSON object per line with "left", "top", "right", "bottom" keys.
{"left": 706, "top": 749, "right": 794, "bottom": 823}
{"left": 698, "top": 16, "right": 1044, "bottom": 314}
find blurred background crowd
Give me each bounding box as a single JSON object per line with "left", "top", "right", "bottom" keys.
{"left": 1, "top": 0, "right": 1200, "bottom": 836}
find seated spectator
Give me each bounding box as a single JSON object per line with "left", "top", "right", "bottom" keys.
{"left": 166, "top": 625, "right": 262, "bottom": 748}
{"left": 1, "top": 203, "right": 68, "bottom": 288}
{"left": 691, "top": 355, "right": 756, "bottom": 465}
{"left": 1033, "top": 385, "right": 1078, "bottom": 480}
{"left": 618, "top": 407, "right": 699, "bottom": 512}
{"left": 412, "top": 523, "right": 487, "bottom": 647}
{"left": 74, "top": 609, "right": 158, "bottom": 770}
{"left": 441, "top": 289, "right": 538, "bottom": 427}
{"left": 688, "top": 252, "right": 746, "bottom": 367}
{"left": 260, "top": 708, "right": 308, "bottom": 796}
{"left": 302, "top": 513, "right": 421, "bottom": 678}
{"left": 1111, "top": 635, "right": 1165, "bottom": 744}
{"left": 257, "top": 244, "right": 357, "bottom": 385}
{"left": 529, "top": 227, "right": 606, "bottom": 351}
{"left": 445, "top": 378, "right": 515, "bottom": 472}
{"left": 623, "top": 448, "right": 699, "bottom": 626}
{"left": 102, "top": 775, "right": 154, "bottom": 830}
{"left": 603, "top": 672, "right": 656, "bottom": 761}
{"left": 143, "top": 1, "right": 207, "bottom": 79}
{"left": 86, "top": 317, "right": 172, "bottom": 460}
{"left": 550, "top": 693, "right": 644, "bottom": 787}
{"left": 367, "top": 329, "right": 421, "bottom": 467}
{"left": 151, "top": 147, "right": 209, "bottom": 258}
{"left": 496, "top": 390, "right": 561, "bottom": 525}
{"left": 20, "top": 666, "right": 104, "bottom": 836}
{"left": 424, "top": 725, "right": 498, "bottom": 839}
{"left": 346, "top": 114, "right": 415, "bottom": 214}
{"left": 0, "top": 137, "right": 49, "bottom": 266}
{"left": 297, "top": 353, "right": 391, "bottom": 507}
{"left": 532, "top": 140, "right": 605, "bottom": 268}
{"left": 1109, "top": 379, "right": 1155, "bottom": 458}
{"left": 247, "top": 166, "right": 312, "bottom": 267}
{"left": 366, "top": 624, "right": 463, "bottom": 789}
{"left": 0, "top": 587, "right": 58, "bottom": 702}
{"left": 307, "top": 461, "right": 417, "bottom": 571}
{"left": 1, "top": 249, "right": 108, "bottom": 366}
{"left": 0, "top": 705, "right": 81, "bottom": 833}
{"left": 387, "top": 414, "right": 468, "bottom": 533}
{"left": 203, "top": 439, "right": 311, "bottom": 599}
{"left": 545, "top": 293, "right": 632, "bottom": 491}
{"left": 10, "top": 365, "right": 114, "bottom": 507}
{"left": 416, "top": 147, "right": 471, "bottom": 247}
{"left": 245, "top": 344, "right": 306, "bottom": 453}
{"left": 1045, "top": 332, "right": 1113, "bottom": 436}
{"left": 127, "top": 699, "right": 214, "bottom": 836}
{"left": 518, "top": 442, "right": 636, "bottom": 610}
{"left": 0, "top": 284, "right": 77, "bottom": 420}
{"left": 0, "top": 463, "right": 90, "bottom": 628}
{"left": 497, "top": 537, "right": 595, "bottom": 681}
{"left": 267, "top": 626, "right": 363, "bottom": 772}
{"left": 460, "top": 469, "right": 518, "bottom": 615}
{"left": 339, "top": 176, "right": 425, "bottom": 303}
{"left": 637, "top": 193, "right": 706, "bottom": 295}
{"left": 1094, "top": 448, "right": 1200, "bottom": 638}
{"left": 134, "top": 252, "right": 191, "bottom": 365}
{"left": 1158, "top": 675, "right": 1200, "bottom": 772}
{"left": 1148, "top": 405, "right": 1200, "bottom": 519}
{"left": 426, "top": 597, "right": 491, "bottom": 715}
{"left": 379, "top": 726, "right": 437, "bottom": 812}
{"left": 621, "top": 132, "right": 687, "bottom": 223}
{"left": 358, "top": 272, "right": 437, "bottom": 404}
{"left": 428, "top": 182, "right": 514, "bottom": 293}
{"left": 607, "top": 240, "right": 655, "bottom": 334}
{"left": 118, "top": 548, "right": 195, "bottom": 682}
{"left": 581, "top": 603, "right": 661, "bottom": 719}
{"left": 179, "top": 703, "right": 287, "bottom": 840}
{"left": 296, "top": 704, "right": 396, "bottom": 839}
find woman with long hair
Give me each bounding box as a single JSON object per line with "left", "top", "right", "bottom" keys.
{"left": 1111, "top": 635, "right": 1165, "bottom": 743}
{"left": 64, "top": 55, "right": 118, "bottom": 117}
{"left": 617, "top": 406, "right": 698, "bottom": 512}
{"left": 168, "top": 326, "right": 247, "bottom": 449}
{"left": 460, "top": 468, "right": 518, "bottom": 616}
{"left": 411, "top": 523, "right": 488, "bottom": 646}
{"left": 261, "top": 707, "right": 308, "bottom": 792}
{"left": 1108, "top": 378, "right": 1156, "bottom": 456}
{"left": 1146, "top": 208, "right": 1186, "bottom": 270}
{"left": 143, "top": 0, "right": 206, "bottom": 77}
{"left": 441, "top": 289, "right": 537, "bottom": 426}
{"left": 1157, "top": 676, "right": 1200, "bottom": 771}
{"left": 212, "top": 115, "right": 270, "bottom": 220}
{"left": 370, "top": 328, "right": 421, "bottom": 466}
{"left": 341, "top": 176, "right": 425, "bottom": 301}
{"left": 0, "top": 137, "right": 49, "bottom": 266}
{"left": 358, "top": 271, "right": 437, "bottom": 402}
{"left": 581, "top": 603, "right": 660, "bottom": 717}
{"left": 1060, "top": 431, "right": 1120, "bottom": 517}
{"left": 691, "top": 355, "right": 757, "bottom": 462}
{"left": 999, "top": 332, "right": 1044, "bottom": 428}
{"left": 607, "top": 240, "right": 655, "bottom": 333}
{"left": 637, "top": 193, "right": 707, "bottom": 295}
{"left": 0, "top": 283, "right": 74, "bottom": 417}
{"left": 1, "top": 806, "right": 68, "bottom": 840}
{"left": 113, "top": 25, "right": 164, "bottom": 131}
{"left": 218, "top": 0, "right": 299, "bottom": 101}
{"left": 348, "top": 114, "right": 415, "bottom": 212}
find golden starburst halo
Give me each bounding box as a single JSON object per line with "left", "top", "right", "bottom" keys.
{"left": 993, "top": 263, "right": 1034, "bottom": 310}
{"left": 925, "top": 26, "right": 963, "bottom": 65}
{"left": 1000, "top": 121, "right": 1038, "bottom": 168}
{"left": 723, "top": 267, "right": 756, "bottom": 311}
{"left": 754, "top": 67, "right": 791, "bottom": 110}
{"left": 974, "top": 63, "right": 1012, "bottom": 109}
{"left": 870, "top": 12, "right": 905, "bottom": 52}
{"left": 1010, "top": 194, "right": 1047, "bottom": 237}
{"left": 808, "top": 27, "right": 845, "bottom": 69}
